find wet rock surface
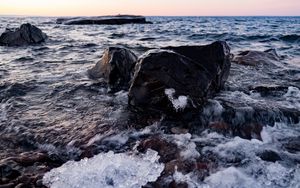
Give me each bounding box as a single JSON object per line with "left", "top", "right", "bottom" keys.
{"left": 88, "top": 47, "right": 137, "bottom": 91}
{"left": 0, "top": 16, "right": 300, "bottom": 188}
{"left": 233, "top": 49, "right": 283, "bottom": 67}
{"left": 0, "top": 23, "right": 47, "bottom": 46}
{"left": 128, "top": 41, "right": 231, "bottom": 113}
{"left": 57, "top": 15, "right": 151, "bottom": 25}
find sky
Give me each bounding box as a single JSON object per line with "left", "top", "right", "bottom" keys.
{"left": 0, "top": 0, "right": 300, "bottom": 16}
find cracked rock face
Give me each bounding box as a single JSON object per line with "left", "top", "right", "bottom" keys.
{"left": 0, "top": 23, "right": 47, "bottom": 46}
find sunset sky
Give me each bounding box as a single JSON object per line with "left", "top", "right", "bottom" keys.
{"left": 1, "top": 0, "right": 300, "bottom": 16}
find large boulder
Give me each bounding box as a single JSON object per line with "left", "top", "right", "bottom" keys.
{"left": 57, "top": 15, "right": 152, "bottom": 25}
{"left": 128, "top": 41, "right": 231, "bottom": 113}
{"left": 0, "top": 23, "right": 47, "bottom": 46}
{"left": 88, "top": 47, "right": 137, "bottom": 91}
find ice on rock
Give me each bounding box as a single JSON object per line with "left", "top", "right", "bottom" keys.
{"left": 43, "top": 149, "right": 164, "bottom": 188}
{"left": 165, "top": 88, "right": 188, "bottom": 111}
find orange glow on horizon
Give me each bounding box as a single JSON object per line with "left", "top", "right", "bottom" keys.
{"left": 0, "top": 0, "right": 299, "bottom": 16}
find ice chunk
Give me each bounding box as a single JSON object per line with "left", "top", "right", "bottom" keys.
{"left": 165, "top": 88, "right": 188, "bottom": 111}
{"left": 43, "top": 149, "right": 164, "bottom": 188}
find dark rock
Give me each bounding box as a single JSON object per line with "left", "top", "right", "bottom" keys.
{"left": 163, "top": 42, "right": 231, "bottom": 91}
{"left": 233, "top": 49, "right": 283, "bottom": 67}
{"left": 0, "top": 163, "right": 21, "bottom": 180}
{"left": 16, "top": 175, "right": 31, "bottom": 185}
{"left": 209, "top": 121, "right": 230, "bottom": 134}
{"left": 209, "top": 121, "right": 262, "bottom": 140}
{"left": 249, "top": 84, "right": 288, "bottom": 97}
{"left": 170, "top": 127, "right": 189, "bottom": 134}
{"left": 57, "top": 15, "right": 152, "bottom": 25}
{"left": 283, "top": 137, "right": 300, "bottom": 153}
{"left": 128, "top": 41, "right": 231, "bottom": 113}
{"left": 88, "top": 47, "right": 137, "bottom": 91}
{"left": 164, "top": 159, "right": 195, "bottom": 176}
{"left": 235, "top": 123, "right": 263, "bottom": 140}
{"left": 169, "top": 181, "right": 189, "bottom": 188}
{"left": 137, "top": 136, "right": 179, "bottom": 163}
{"left": 13, "top": 152, "right": 49, "bottom": 167}
{"left": 0, "top": 23, "right": 47, "bottom": 46}
{"left": 0, "top": 183, "right": 15, "bottom": 188}
{"left": 258, "top": 150, "right": 282, "bottom": 162}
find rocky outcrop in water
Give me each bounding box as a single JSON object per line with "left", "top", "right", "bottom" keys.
{"left": 0, "top": 23, "right": 47, "bottom": 46}
{"left": 233, "top": 49, "right": 283, "bottom": 66}
{"left": 57, "top": 15, "right": 152, "bottom": 25}
{"left": 128, "top": 41, "right": 231, "bottom": 113}
{"left": 88, "top": 47, "right": 137, "bottom": 91}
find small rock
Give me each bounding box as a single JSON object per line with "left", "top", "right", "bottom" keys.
{"left": 169, "top": 181, "right": 189, "bottom": 188}
{"left": 88, "top": 47, "right": 137, "bottom": 91}
{"left": 171, "top": 127, "right": 189, "bottom": 134}
{"left": 284, "top": 137, "right": 300, "bottom": 153}
{"left": 258, "top": 150, "right": 282, "bottom": 162}
{"left": 233, "top": 49, "right": 282, "bottom": 67}
{"left": 0, "top": 163, "right": 21, "bottom": 180}
{"left": 137, "top": 136, "right": 179, "bottom": 163}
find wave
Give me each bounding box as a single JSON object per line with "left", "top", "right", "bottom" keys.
{"left": 279, "top": 34, "right": 300, "bottom": 43}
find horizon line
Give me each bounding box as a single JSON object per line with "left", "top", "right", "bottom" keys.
{"left": 0, "top": 14, "right": 300, "bottom": 18}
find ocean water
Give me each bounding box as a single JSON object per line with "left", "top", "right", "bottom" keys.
{"left": 0, "top": 16, "right": 299, "bottom": 187}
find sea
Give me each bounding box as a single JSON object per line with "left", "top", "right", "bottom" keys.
{"left": 0, "top": 16, "right": 299, "bottom": 188}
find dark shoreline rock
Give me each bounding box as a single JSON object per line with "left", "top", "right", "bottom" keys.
{"left": 57, "top": 15, "right": 152, "bottom": 25}
{"left": 128, "top": 41, "right": 231, "bottom": 113}
{"left": 0, "top": 23, "right": 47, "bottom": 46}
{"left": 88, "top": 47, "right": 137, "bottom": 92}
{"left": 233, "top": 49, "right": 283, "bottom": 67}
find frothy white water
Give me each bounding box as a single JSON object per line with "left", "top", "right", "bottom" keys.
{"left": 43, "top": 149, "right": 164, "bottom": 188}
{"left": 193, "top": 124, "right": 300, "bottom": 188}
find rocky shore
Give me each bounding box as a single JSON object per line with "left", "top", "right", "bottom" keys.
{"left": 0, "top": 19, "right": 299, "bottom": 188}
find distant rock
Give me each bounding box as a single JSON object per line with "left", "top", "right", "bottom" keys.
{"left": 128, "top": 41, "right": 231, "bottom": 113}
{"left": 56, "top": 15, "right": 152, "bottom": 25}
{"left": 0, "top": 23, "right": 47, "bottom": 46}
{"left": 88, "top": 47, "right": 137, "bottom": 92}
{"left": 233, "top": 49, "right": 283, "bottom": 66}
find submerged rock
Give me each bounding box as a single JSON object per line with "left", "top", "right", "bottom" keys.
{"left": 57, "top": 15, "right": 152, "bottom": 25}
{"left": 88, "top": 47, "right": 137, "bottom": 91}
{"left": 128, "top": 41, "right": 231, "bottom": 113}
{"left": 258, "top": 150, "right": 282, "bottom": 162}
{"left": 233, "top": 49, "right": 283, "bottom": 66}
{"left": 0, "top": 23, "right": 47, "bottom": 46}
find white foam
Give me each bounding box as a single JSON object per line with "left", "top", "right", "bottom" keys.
{"left": 43, "top": 149, "right": 164, "bottom": 188}
{"left": 165, "top": 88, "right": 188, "bottom": 111}
{"left": 173, "top": 170, "right": 201, "bottom": 188}
{"left": 284, "top": 86, "right": 300, "bottom": 98}
{"left": 202, "top": 99, "right": 224, "bottom": 118}
{"left": 204, "top": 167, "right": 259, "bottom": 188}
{"left": 172, "top": 133, "right": 200, "bottom": 160}
{"left": 102, "top": 132, "right": 129, "bottom": 146}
